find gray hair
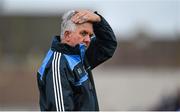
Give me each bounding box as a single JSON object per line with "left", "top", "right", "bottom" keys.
{"left": 60, "top": 10, "right": 77, "bottom": 38}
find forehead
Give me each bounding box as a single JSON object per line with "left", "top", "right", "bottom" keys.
{"left": 76, "top": 22, "right": 93, "bottom": 33}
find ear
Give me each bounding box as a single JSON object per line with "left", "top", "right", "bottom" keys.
{"left": 64, "top": 31, "right": 71, "bottom": 41}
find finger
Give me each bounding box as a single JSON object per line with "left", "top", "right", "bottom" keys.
{"left": 74, "top": 12, "right": 82, "bottom": 19}
{"left": 72, "top": 10, "right": 88, "bottom": 20}
{"left": 73, "top": 13, "right": 87, "bottom": 23}
{"left": 77, "top": 13, "right": 88, "bottom": 21}
{"left": 72, "top": 12, "right": 87, "bottom": 22}
{"left": 71, "top": 10, "right": 84, "bottom": 20}
{"left": 78, "top": 14, "right": 89, "bottom": 24}
{"left": 71, "top": 11, "right": 79, "bottom": 21}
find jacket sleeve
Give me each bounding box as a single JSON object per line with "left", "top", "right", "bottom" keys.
{"left": 37, "top": 73, "right": 47, "bottom": 110}
{"left": 86, "top": 12, "right": 117, "bottom": 69}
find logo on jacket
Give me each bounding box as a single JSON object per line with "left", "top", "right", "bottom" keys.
{"left": 77, "top": 68, "right": 82, "bottom": 74}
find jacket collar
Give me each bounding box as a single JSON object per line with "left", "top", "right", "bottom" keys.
{"left": 51, "top": 36, "right": 81, "bottom": 55}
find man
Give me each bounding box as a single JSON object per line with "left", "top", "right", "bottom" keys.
{"left": 37, "top": 10, "right": 117, "bottom": 111}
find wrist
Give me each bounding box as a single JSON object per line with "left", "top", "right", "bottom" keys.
{"left": 94, "top": 11, "right": 101, "bottom": 22}
{"left": 96, "top": 15, "right": 101, "bottom": 22}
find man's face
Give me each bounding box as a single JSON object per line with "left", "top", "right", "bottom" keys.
{"left": 64, "top": 22, "right": 93, "bottom": 48}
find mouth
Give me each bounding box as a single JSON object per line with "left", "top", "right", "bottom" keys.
{"left": 79, "top": 42, "right": 89, "bottom": 48}
{"left": 79, "top": 43, "right": 88, "bottom": 49}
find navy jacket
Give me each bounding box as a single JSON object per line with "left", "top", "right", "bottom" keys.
{"left": 37, "top": 14, "right": 117, "bottom": 111}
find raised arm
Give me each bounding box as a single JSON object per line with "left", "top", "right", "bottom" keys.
{"left": 72, "top": 10, "right": 117, "bottom": 69}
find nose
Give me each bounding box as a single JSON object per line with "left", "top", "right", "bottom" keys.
{"left": 83, "top": 35, "right": 91, "bottom": 46}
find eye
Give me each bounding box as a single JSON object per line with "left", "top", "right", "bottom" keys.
{"left": 90, "top": 34, "right": 94, "bottom": 38}
{"left": 81, "top": 31, "right": 87, "bottom": 37}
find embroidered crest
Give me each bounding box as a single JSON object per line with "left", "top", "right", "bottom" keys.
{"left": 77, "top": 68, "right": 82, "bottom": 74}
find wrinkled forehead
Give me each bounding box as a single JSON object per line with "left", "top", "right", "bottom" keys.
{"left": 76, "top": 22, "right": 93, "bottom": 33}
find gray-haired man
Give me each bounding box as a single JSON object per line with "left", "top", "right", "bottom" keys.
{"left": 37, "top": 10, "right": 117, "bottom": 111}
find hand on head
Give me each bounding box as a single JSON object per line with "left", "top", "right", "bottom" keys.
{"left": 71, "top": 10, "right": 101, "bottom": 24}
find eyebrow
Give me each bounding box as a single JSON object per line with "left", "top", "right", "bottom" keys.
{"left": 81, "top": 30, "right": 93, "bottom": 36}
